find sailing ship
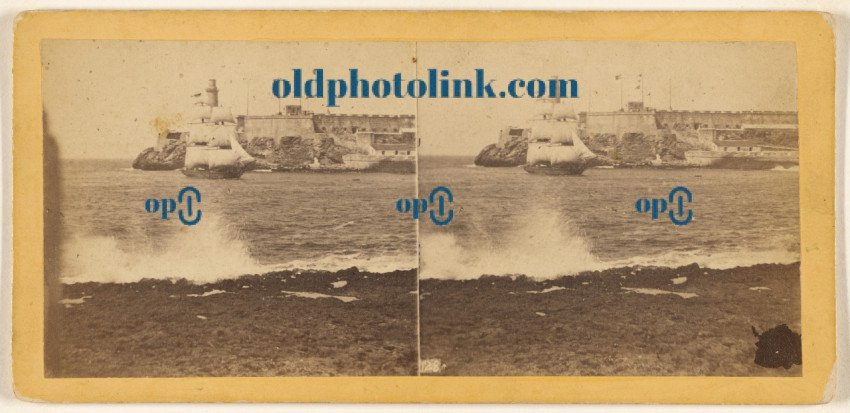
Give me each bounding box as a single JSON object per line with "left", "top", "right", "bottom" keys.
{"left": 524, "top": 97, "right": 595, "bottom": 175}
{"left": 182, "top": 80, "right": 255, "bottom": 179}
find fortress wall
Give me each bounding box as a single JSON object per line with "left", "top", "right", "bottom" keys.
{"left": 241, "top": 116, "right": 315, "bottom": 141}
{"left": 585, "top": 112, "right": 658, "bottom": 136}
{"left": 654, "top": 111, "right": 797, "bottom": 129}
{"left": 742, "top": 111, "right": 797, "bottom": 124}
{"left": 314, "top": 115, "right": 373, "bottom": 133}
{"left": 655, "top": 111, "right": 744, "bottom": 129}
{"left": 314, "top": 114, "right": 415, "bottom": 133}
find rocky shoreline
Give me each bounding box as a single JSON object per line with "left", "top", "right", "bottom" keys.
{"left": 473, "top": 128, "right": 798, "bottom": 168}
{"left": 49, "top": 262, "right": 801, "bottom": 377}
{"left": 420, "top": 262, "right": 801, "bottom": 376}
{"left": 132, "top": 134, "right": 359, "bottom": 172}
{"left": 133, "top": 136, "right": 416, "bottom": 174}
{"left": 49, "top": 268, "right": 417, "bottom": 377}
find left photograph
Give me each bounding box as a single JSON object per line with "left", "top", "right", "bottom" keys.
{"left": 41, "top": 40, "right": 419, "bottom": 377}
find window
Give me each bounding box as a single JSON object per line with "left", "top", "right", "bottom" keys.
{"left": 395, "top": 150, "right": 399, "bottom": 155}
{"left": 381, "top": 151, "right": 386, "bottom": 155}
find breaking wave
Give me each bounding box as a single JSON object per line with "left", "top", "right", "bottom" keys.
{"left": 420, "top": 209, "right": 605, "bottom": 280}
{"left": 60, "top": 215, "right": 266, "bottom": 284}
{"left": 60, "top": 214, "right": 416, "bottom": 284}
{"left": 420, "top": 208, "right": 800, "bottom": 280}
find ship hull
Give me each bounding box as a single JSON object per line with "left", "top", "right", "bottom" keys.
{"left": 523, "top": 162, "right": 588, "bottom": 176}
{"left": 181, "top": 166, "right": 246, "bottom": 179}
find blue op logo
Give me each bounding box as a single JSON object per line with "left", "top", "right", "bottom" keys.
{"left": 395, "top": 186, "right": 454, "bottom": 226}
{"left": 144, "top": 186, "right": 202, "bottom": 226}
{"left": 635, "top": 186, "right": 693, "bottom": 226}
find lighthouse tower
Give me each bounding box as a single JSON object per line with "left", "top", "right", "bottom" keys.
{"left": 205, "top": 79, "right": 219, "bottom": 107}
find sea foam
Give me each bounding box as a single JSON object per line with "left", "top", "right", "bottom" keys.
{"left": 60, "top": 213, "right": 416, "bottom": 284}
{"left": 420, "top": 208, "right": 604, "bottom": 280}
{"left": 60, "top": 214, "right": 265, "bottom": 284}
{"left": 419, "top": 207, "right": 800, "bottom": 280}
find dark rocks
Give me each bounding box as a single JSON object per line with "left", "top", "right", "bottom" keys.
{"left": 752, "top": 324, "right": 802, "bottom": 369}
{"left": 241, "top": 134, "right": 354, "bottom": 167}
{"left": 473, "top": 131, "right": 694, "bottom": 168}
{"left": 585, "top": 132, "right": 696, "bottom": 165}
{"left": 131, "top": 139, "right": 185, "bottom": 170}
{"left": 133, "top": 134, "right": 358, "bottom": 170}
{"left": 473, "top": 136, "right": 528, "bottom": 167}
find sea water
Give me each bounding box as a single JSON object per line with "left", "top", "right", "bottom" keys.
{"left": 54, "top": 157, "right": 800, "bottom": 283}
{"left": 56, "top": 159, "right": 417, "bottom": 283}
{"left": 419, "top": 156, "right": 800, "bottom": 279}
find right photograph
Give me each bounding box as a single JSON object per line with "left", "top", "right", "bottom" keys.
{"left": 416, "top": 41, "right": 801, "bottom": 376}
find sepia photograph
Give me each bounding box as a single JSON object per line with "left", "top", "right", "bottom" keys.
{"left": 9, "top": 9, "right": 840, "bottom": 405}
{"left": 40, "top": 38, "right": 804, "bottom": 378}
{"left": 416, "top": 41, "right": 802, "bottom": 376}
{"left": 42, "top": 40, "right": 419, "bottom": 377}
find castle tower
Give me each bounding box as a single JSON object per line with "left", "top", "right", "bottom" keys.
{"left": 205, "top": 79, "right": 219, "bottom": 107}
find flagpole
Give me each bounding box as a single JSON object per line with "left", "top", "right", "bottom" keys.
{"left": 619, "top": 78, "right": 623, "bottom": 111}
{"left": 640, "top": 75, "right": 644, "bottom": 107}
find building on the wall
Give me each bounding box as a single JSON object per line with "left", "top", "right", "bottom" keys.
{"left": 741, "top": 123, "right": 798, "bottom": 132}
{"left": 685, "top": 139, "right": 798, "bottom": 168}
{"left": 353, "top": 129, "right": 416, "bottom": 155}
{"left": 711, "top": 140, "right": 763, "bottom": 152}
{"left": 696, "top": 127, "right": 744, "bottom": 145}
{"left": 342, "top": 128, "right": 416, "bottom": 170}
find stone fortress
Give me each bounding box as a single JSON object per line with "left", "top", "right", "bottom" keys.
{"left": 498, "top": 101, "right": 797, "bottom": 150}
{"left": 485, "top": 101, "right": 798, "bottom": 167}
{"left": 234, "top": 104, "right": 416, "bottom": 148}
{"left": 475, "top": 101, "right": 798, "bottom": 166}
{"left": 144, "top": 79, "right": 416, "bottom": 171}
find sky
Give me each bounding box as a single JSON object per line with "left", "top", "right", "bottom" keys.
{"left": 42, "top": 40, "right": 796, "bottom": 158}
{"left": 41, "top": 40, "right": 417, "bottom": 159}
{"left": 416, "top": 41, "right": 797, "bottom": 156}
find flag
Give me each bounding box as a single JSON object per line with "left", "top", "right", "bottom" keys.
{"left": 191, "top": 92, "right": 202, "bottom": 98}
